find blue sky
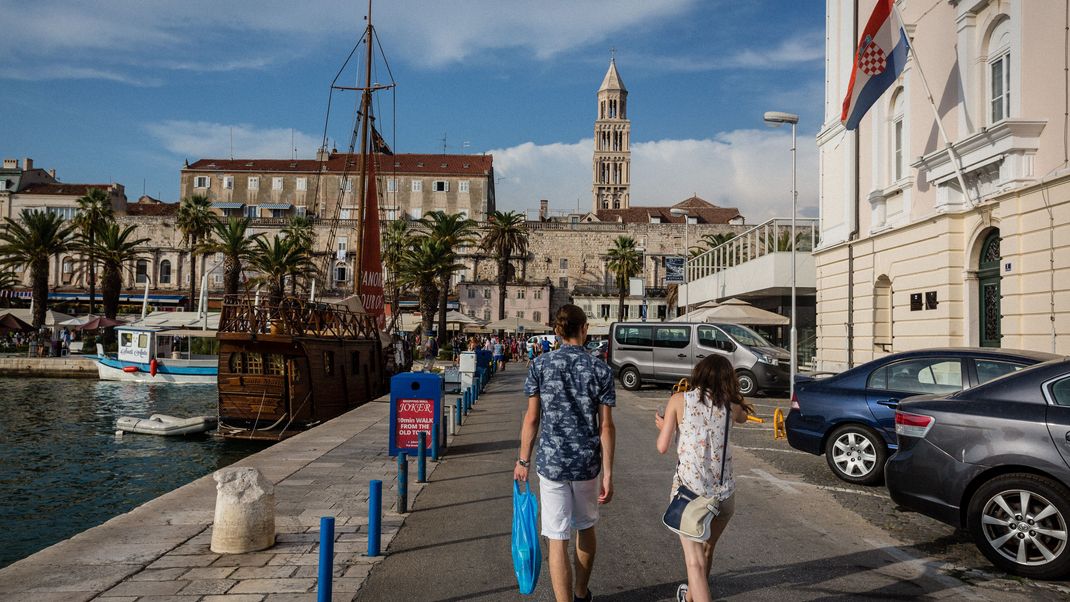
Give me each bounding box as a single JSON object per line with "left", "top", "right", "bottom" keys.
{"left": 0, "top": 0, "right": 824, "bottom": 221}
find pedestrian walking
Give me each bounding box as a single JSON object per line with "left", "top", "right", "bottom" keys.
{"left": 493, "top": 338, "right": 505, "bottom": 371}
{"left": 515, "top": 304, "right": 615, "bottom": 602}
{"left": 654, "top": 355, "right": 754, "bottom": 602}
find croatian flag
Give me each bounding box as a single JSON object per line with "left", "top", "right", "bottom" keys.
{"left": 841, "top": 0, "right": 910, "bottom": 130}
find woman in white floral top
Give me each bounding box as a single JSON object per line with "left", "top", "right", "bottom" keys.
{"left": 655, "top": 355, "right": 754, "bottom": 602}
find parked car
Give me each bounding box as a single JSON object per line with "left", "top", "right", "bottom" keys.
{"left": 586, "top": 340, "right": 608, "bottom": 362}
{"left": 786, "top": 348, "right": 1059, "bottom": 485}
{"left": 886, "top": 358, "right": 1070, "bottom": 579}
{"left": 608, "top": 321, "right": 790, "bottom": 395}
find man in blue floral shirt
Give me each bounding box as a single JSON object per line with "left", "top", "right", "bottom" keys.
{"left": 515, "top": 304, "right": 615, "bottom": 602}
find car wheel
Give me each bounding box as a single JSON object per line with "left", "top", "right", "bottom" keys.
{"left": 824, "top": 425, "right": 887, "bottom": 485}
{"left": 967, "top": 474, "right": 1070, "bottom": 579}
{"left": 736, "top": 370, "right": 757, "bottom": 396}
{"left": 620, "top": 367, "right": 641, "bottom": 391}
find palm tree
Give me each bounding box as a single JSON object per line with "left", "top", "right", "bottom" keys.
{"left": 398, "top": 237, "right": 458, "bottom": 339}
{"left": 0, "top": 210, "right": 75, "bottom": 328}
{"left": 606, "top": 235, "right": 643, "bottom": 322}
{"left": 176, "top": 195, "right": 214, "bottom": 311}
{"left": 382, "top": 219, "right": 410, "bottom": 323}
{"left": 700, "top": 231, "right": 736, "bottom": 250}
{"left": 281, "top": 215, "right": 316, "bottom": 295}
{"left": 197, "top": 217, "right": 261, "bottom": 297}
{"left": 0, "top": 270, "right": 20, "bottom": 309}
{"left": 421, "top": 211, "right": 478, "bottom": 345}
{"left": 73, "top": 188, "right": 114, "bottom": 314}
{"left": 479, "top": 210, "right": 529, "bottom": 320}
{"left": 247, "top": 235, "right": 316, "bottom": 305}
{"left": 88, "top": 223, "right": 150, "bottom": 319}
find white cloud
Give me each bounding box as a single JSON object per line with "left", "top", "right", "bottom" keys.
{"left": 0, "top": 0, "right": 704, "bottom": 81}
{"left": 145, "top": 120, "right": 321, "bottom": 160}
{"left": 639, "top": 31, "right": 824, "bottom": 72}
{"left": 487, "top": 129, "right": 817, "bottom": 222}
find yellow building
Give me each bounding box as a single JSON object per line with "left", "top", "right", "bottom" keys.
{"left": 816, "top": 0, "right": 1070, "bottom": 370}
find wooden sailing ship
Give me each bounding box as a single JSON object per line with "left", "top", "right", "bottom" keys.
{"left": 216, "top": 0, "right": 393, "bottom": 440}
{"left": 215, "top": 297, "right": 385, "bottom": 440}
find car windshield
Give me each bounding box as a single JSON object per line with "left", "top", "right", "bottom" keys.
{"left": 717, "top": 323, "right": 772, "bottom": 348}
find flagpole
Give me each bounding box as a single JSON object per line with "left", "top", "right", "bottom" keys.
{"left": 892, "top": 5, "right": 975, "bottom": 206}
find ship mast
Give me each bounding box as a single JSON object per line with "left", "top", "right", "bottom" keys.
{"left": 327, "top": 0, "right": 392, "bottom": 300}
{"left": 352, "top": 0, "right": 374, "bottom": 298}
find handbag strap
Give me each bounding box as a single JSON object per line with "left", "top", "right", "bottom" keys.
{"left": 718, "top": 402, "right": 730, "bottom": 484}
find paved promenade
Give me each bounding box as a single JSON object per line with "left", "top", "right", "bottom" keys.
{"left": 359, "top": 368, "right": 1043, "bottom": 601}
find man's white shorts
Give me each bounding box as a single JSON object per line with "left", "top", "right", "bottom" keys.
{"left": 538, "top": 476, "right": 600, "bottom": 540}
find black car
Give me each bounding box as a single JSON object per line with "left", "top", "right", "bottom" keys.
{"left": 887, "top": 358, "right": 1070, "bottom": 579}
{"left": 787, "top": 348, "right": 1058, "bottom": 485}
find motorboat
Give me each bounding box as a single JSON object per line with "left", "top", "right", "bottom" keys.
{"left": 116, "top": 414, "right": 217, "bottom": 436}
{"left": 95, "top": 312, "right": 219, "bottom": 384}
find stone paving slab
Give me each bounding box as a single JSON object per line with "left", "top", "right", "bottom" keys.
{"left": 0, "top": 375, "right": 500, "bottom": 601}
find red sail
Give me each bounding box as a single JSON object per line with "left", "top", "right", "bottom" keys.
{"left": 360, "top": 158, "right": 385, "bottom": 329}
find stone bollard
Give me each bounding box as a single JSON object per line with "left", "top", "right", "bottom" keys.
{"left": 210, "top": 467, "right": 276, "bottom": 554}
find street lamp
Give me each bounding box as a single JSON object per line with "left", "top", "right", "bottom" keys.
{"left": 763, "top": 110, "right": 799, "bottom": 401}
{"left": 670, "top": 207, "right": 690, "bottom": 318}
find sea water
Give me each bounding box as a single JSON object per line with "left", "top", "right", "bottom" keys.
{"left": 0, "top": 378, "right": 267, "bottom": 568}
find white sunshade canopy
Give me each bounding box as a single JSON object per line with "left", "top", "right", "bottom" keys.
{"left": 673, "top": 298, "right": 788, "bottom": 326}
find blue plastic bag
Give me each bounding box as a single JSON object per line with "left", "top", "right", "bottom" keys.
{"left": 511, "top": 479, "right": 541, "bottom": 595}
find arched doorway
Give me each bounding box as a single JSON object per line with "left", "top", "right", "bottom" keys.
{"left": 978, "top": 231, "right": 1001, "bottom": 347}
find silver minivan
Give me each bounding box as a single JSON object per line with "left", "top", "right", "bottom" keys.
{"left": 608, "top": 322, "right": 791, "bottom": 396}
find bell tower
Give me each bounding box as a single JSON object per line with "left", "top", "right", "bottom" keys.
{"left": 592, "top": 57, "right": 630, "bottom": 212}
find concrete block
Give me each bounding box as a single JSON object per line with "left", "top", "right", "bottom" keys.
{"left": 211, "top": 468, "right": 276, "bottom": 554}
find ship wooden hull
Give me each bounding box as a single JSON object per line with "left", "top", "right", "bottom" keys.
{"left": 215, "top": 297, "right": 387, "bottom": 440}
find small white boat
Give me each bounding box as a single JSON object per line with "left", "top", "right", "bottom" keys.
{"left": 96, "top": 313, "right": 219, "bottom": 384}
{"left": 116, "top": 414, "right": 217, "bottom": 436}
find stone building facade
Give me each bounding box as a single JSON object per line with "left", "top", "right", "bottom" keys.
{"left": 180, "top": 152, "right": 495, "bottom": 222}
{"left": 815, "top": 0, "right": 1070, "bottom": 370}
{"left": 456, "top": 281, "right": 552, "bottom": 324}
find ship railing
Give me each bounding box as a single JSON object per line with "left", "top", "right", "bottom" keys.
{"left": 219, "top": 294, "right": 379, "bottom": 340}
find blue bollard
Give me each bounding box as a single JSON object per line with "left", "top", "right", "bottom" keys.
{"left": 368, "top": 480, "right": 382, "bottom": 557}
{"left": 317, "top": 516, "right": 335, "bottom": 602}
{"left": 417, "top": 431, "right": 427, "bottom": 483}
{"left": 397, "top": 453, "right": 408, "bottom": 513}
{"left": 454, "top": 398, "right": 462, "bottom": 427}
{"left": 432, "top": 422, "right": 440, "bottom": 460}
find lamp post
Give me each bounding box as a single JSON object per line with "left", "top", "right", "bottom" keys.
{"left": 670, "top": 208, "right": 690, "bottom": 318}
{"left": 763, "top": 110, "right": 799, "bottom": 400}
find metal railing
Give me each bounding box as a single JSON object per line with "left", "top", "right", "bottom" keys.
{"left": 218, "top": 294, "right": 379, "bottom": 340}
{"left": 688, "top": 217, "right": 819, "bottom": 281}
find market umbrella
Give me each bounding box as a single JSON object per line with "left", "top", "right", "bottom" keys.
{"left": 483, "top": 317, "right": 552, "bottom": 333}
{"left": 444, "top": 310, "right": 479, "bottom": 326}
{"left": 8, "top": 308, "right": 76, "bottom": 327}
{"left": 680, "top": 298, "right": 788, "bottom": 326}
{"left": 59, "top": 314, "right": 126, "bottom": 330}
{"left": 0, "top": 312, "right": 33, "bottom": 334}
{"left": 671, "top": 301, "right": 720, "bottom": 322}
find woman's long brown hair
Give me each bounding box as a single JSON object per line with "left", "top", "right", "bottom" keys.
{"left": 689, "top": 354, "right": 743, "bottom": 408}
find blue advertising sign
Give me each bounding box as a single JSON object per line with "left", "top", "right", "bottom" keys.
{"left": 665, "top": 256, "right": 685, "bottom": 284}
{"left": 389, "top": 372, "right": 443, "bottom": 456}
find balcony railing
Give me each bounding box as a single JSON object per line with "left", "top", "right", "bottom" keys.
{"left": 688, "top": 217, "right": 819, "bottom": 282}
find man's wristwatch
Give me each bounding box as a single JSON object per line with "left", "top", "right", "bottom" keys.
{"left": 517, "top": 458, "right": 530, "bottom": 468}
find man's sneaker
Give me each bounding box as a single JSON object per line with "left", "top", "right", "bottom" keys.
{"left": 676, "top": 583, "right": 689, "bottom": 602}
{"left": 574, "top": 590, "right": 592, "bottom": 602}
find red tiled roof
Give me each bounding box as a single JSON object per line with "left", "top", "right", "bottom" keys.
{"left": 126, "top": 202, "right": 178, "bottom": 217}
{"left": 186, "top": 153, "right": 493, "bottom": 176}
{"left": 597, "top": 196, "right": 742, "bottom": 224}
{"left": 18, "top": 183, "right": 113, "bottom": 196}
